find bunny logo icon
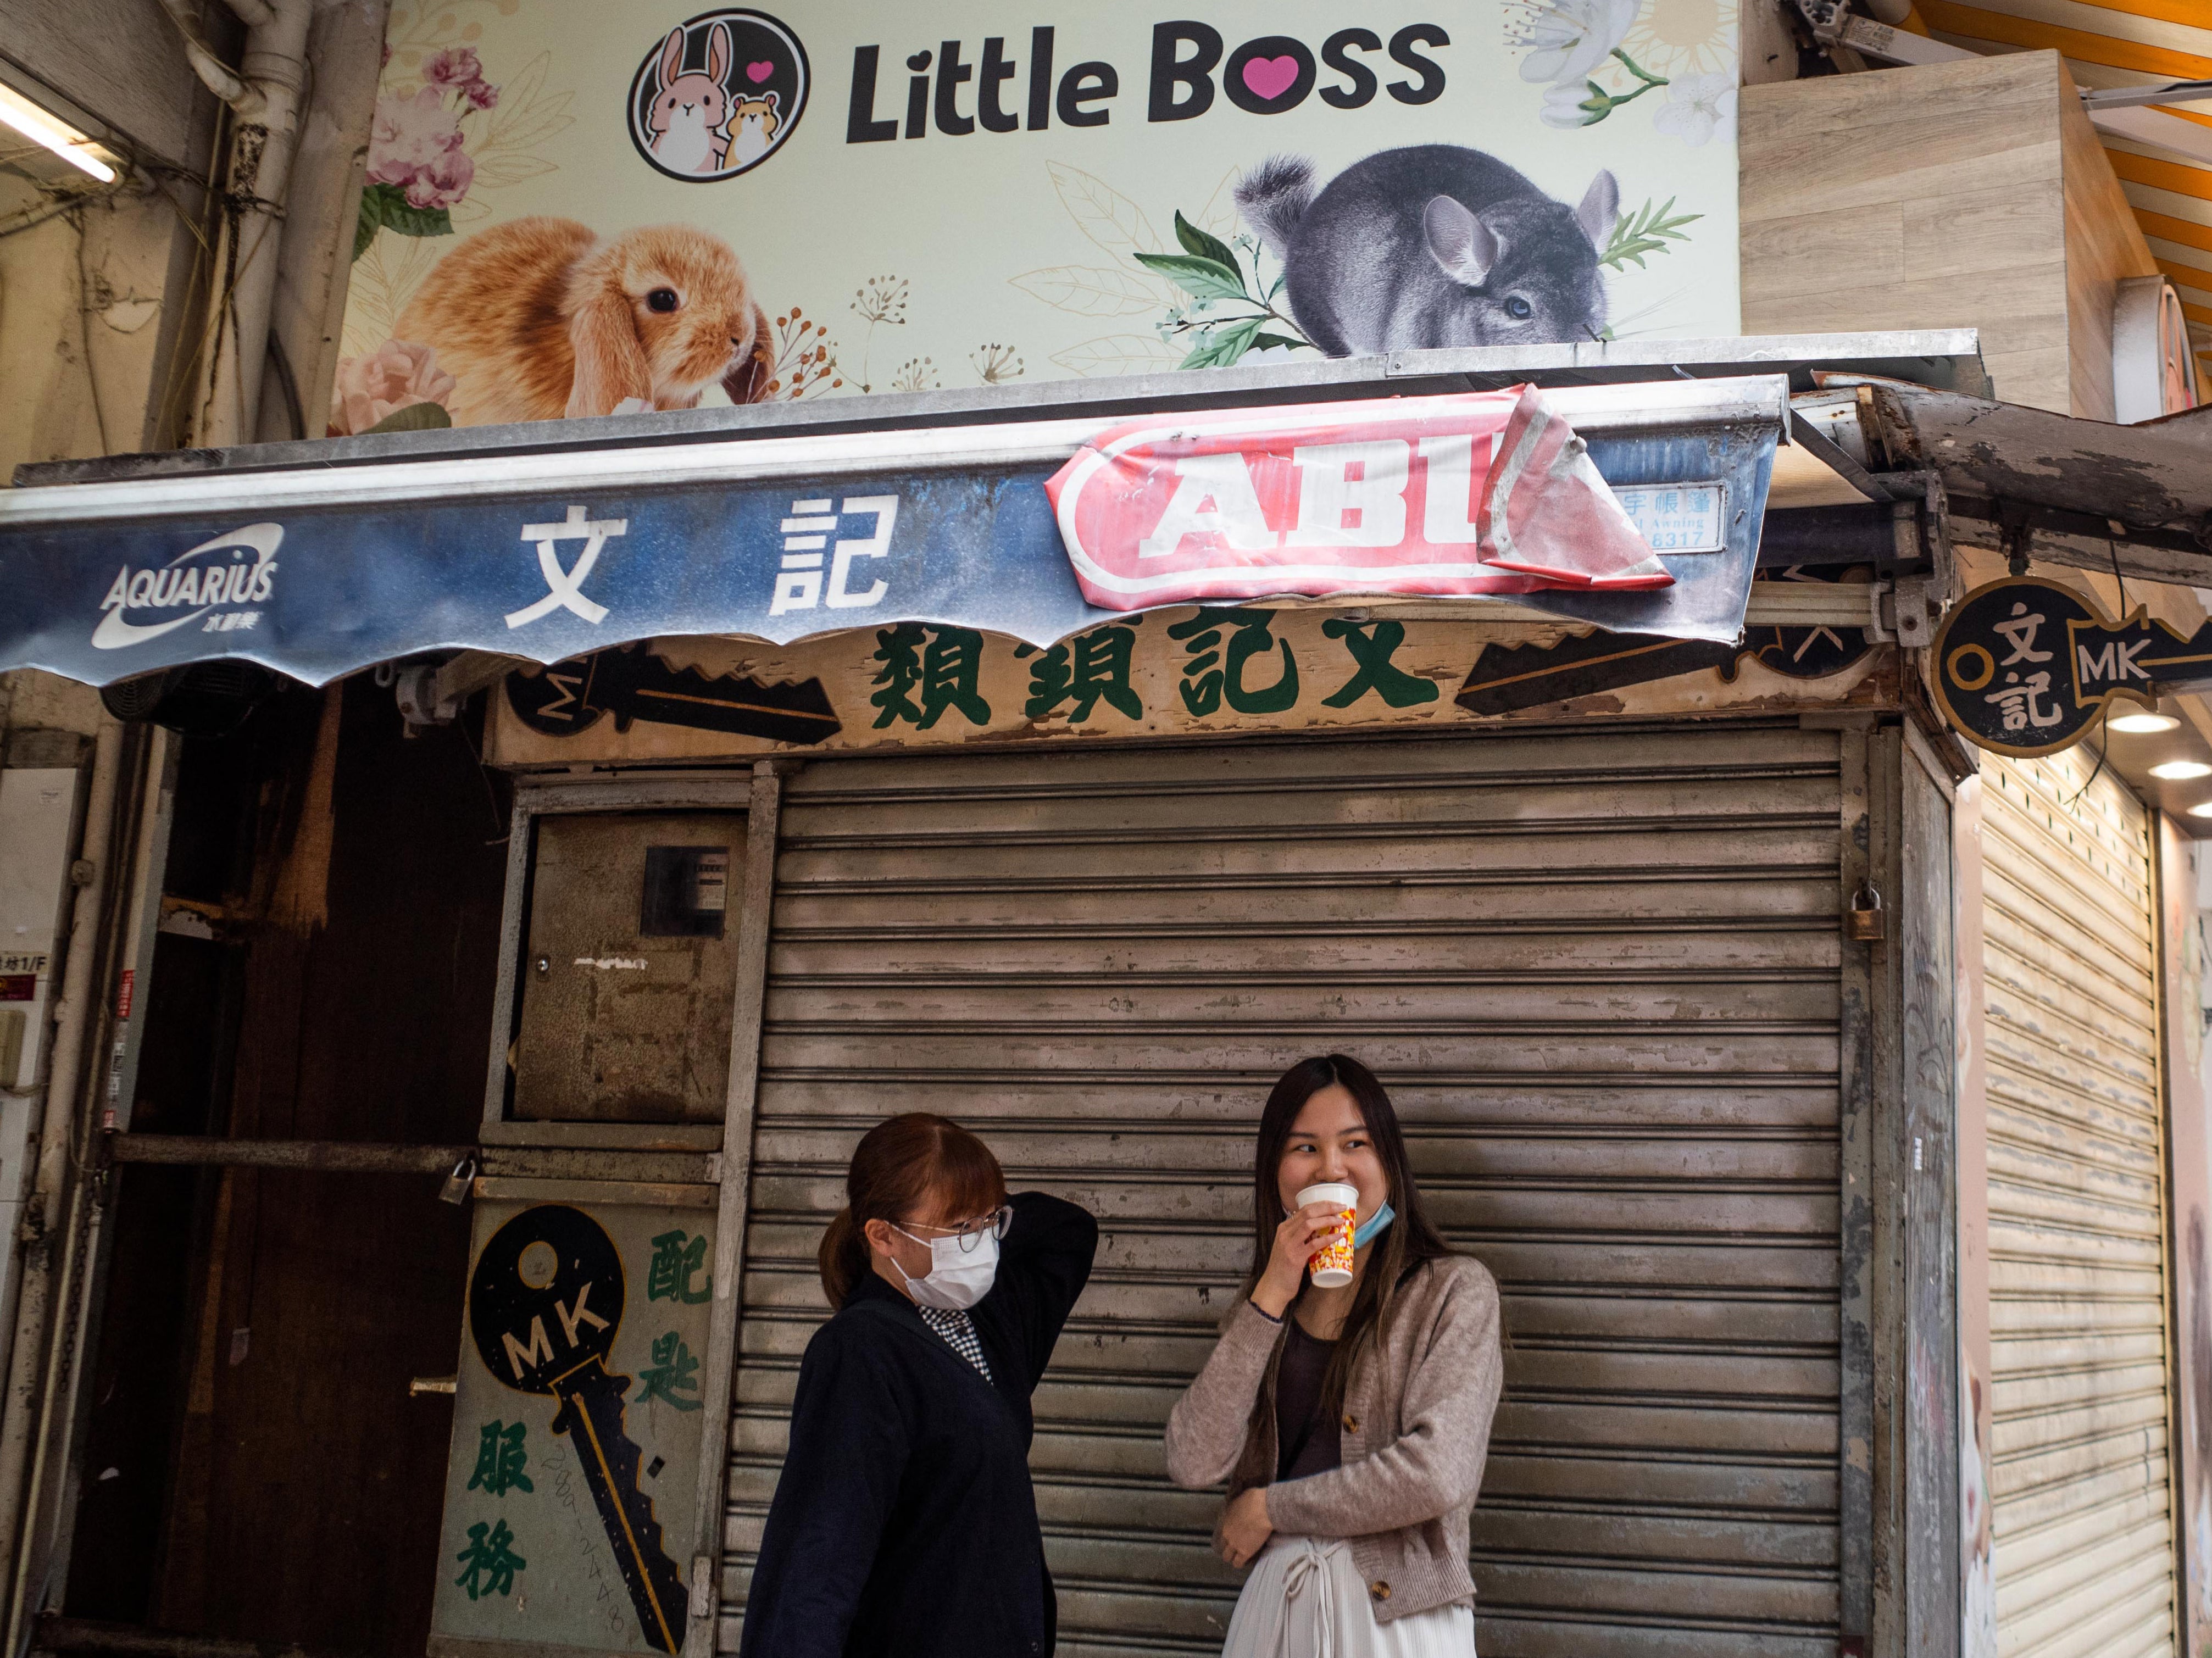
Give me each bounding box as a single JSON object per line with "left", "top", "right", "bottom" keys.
{"left": 627, "top": 9, "right": 808, "bottom": 182}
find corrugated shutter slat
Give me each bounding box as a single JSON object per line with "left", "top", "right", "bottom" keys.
{"left": 1983, "top": 751, "right": 2177, "bottom": 1658}
{"left": 719, "top": 727, "right": 1845, "bottom": 1657}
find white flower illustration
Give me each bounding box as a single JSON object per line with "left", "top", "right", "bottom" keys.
{"left": 1541, "top": 82, "right": 1605, "bottom": 127}
{"left": 1509, "top": 0, "right": 1643, "bottom": 87}
{"left": 1653, "top": 71, "right": 1737, "bottom": 146}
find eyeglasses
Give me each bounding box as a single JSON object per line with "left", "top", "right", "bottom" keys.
{"left": 901, "top": 1205, "right": 1014, "bottom": 1254}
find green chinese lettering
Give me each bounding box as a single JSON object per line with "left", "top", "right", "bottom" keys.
{"left": 632, "top": 1331, "right": 703, "bottom": 1412}
{"left": 1320, "top": 618, "right": 1440, "bottom": 709}
{"left": 646, "top": 1229, "right": 711, "bottom": 1305}
{"left": 453, "top": 1517, "right": 526, "bottom": 1600}
{"left": 870, "top": 624, "right": 992, "bottom": 729}
{"left": 466, "top": 1419, "right": 533, "bottom": 1498}
{"left": 1024, "top": 623, "right": 1142, "bottom": 722}
{"left": 1166, "top": 607, "right": 1298, "bottom": 716}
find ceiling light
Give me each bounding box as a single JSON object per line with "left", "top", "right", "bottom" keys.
{"left": 2192, "top": 802, "right": 2212, "bottom": 819}
{"left": 2152, "top": 760, "right": 2212, "bottom": 780}
{"left": 2110, "top": 711, "right": 2181, "bottom": 734}
{"left": 0, "top": 83, "right": 116, "bottom": 182}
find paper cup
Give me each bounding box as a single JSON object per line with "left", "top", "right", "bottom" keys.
{"left": 1296, "top": 1182, "right": 1360, "bottom": 1288}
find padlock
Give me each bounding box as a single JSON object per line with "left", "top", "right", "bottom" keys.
{"left": 438, "top": 1154, "right": 477, "bottom": 1205}
{"left": 1846, "top": 881, "right": 1885, "bottom": 942}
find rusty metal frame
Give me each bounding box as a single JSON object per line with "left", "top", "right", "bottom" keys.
{"left": 682, "top": 761, "right": 782, "bottom": 1658}
{"left": 1837, "top": 722, "right": 1877, "bottom": 1655}
{"left": 479, "top": 770, "right": 760, "bottom": 1147}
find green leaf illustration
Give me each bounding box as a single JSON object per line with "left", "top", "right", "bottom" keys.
{"left": 1251, "top": 332, "right": 1311, "bottom": 355}
{"left": 1135, "top": 252, "right": 1248, "bottom": 303}
{"left": 1600, "top": 196, "right": 1702, "bottom": 272}
{"left": 1173, "top": 210, "right": 1240, "bottom": 275}
{"left": 354, "top": 182, "right": 454, "bottom": 260}
{"left": 1179, "top": 316, "right": 1264, "bottom": 370}
{"left": 363, "top": 400, "right": 453, "bottom": 435}
{"left": 353, "top": 185, "right": 386, "bottom": 261}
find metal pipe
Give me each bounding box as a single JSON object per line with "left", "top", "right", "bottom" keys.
{"left": 193, "top": 0, "right": 312, "bottom": 447}
{"left": 105, "top": 1137, "right": 475, "bottom": 1175}
{"left": 0, "top": 716, "right": 121, "bottom": 1594}
{"left": 151, "top": 0, "right": 262, "bottom": 114}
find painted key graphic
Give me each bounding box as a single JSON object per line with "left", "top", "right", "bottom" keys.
{"left": 469, "top": 1204, "right": 688, "bottom": 1653}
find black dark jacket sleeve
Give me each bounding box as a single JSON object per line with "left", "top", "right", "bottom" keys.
{"left": 735, "top": 1316, "right": 912, "bottom": 1658}
{"left": 990, "top": 1192, "right": 1100, "bottom": 1388}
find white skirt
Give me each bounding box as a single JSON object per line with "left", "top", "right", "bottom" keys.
{"left": 1220, "top": 1535, "right": 1476, "bottom": 1658}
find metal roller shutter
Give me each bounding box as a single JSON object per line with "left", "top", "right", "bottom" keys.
{"left": 1981, "top": 752, "right": 2177, "bottom": 1658}
{"left": 720, "top": 723, "right": 1847, "bottom": 1657}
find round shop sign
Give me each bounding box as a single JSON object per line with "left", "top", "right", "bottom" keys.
{"left": 626, "top": 8, "right": 808, "bottom": 182}
{"left": 1931, "top": 577, "right": 2107, "bottom": 758}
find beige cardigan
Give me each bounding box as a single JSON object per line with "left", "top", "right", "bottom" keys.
{"left": 1164, "top": 1254, "right": 1503, "bottom": 1622}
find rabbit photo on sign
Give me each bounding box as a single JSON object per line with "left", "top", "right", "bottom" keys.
{"left": 646, "top": 20, "right": 736, "bottom": 176}
{"left": 1237, "top": 145, "right": 1620, "bottom": 356}
{"left": 394, "top": 217, "right": 773, "bottom": 424}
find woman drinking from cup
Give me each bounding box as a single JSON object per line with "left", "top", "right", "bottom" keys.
{"left": 1166, "top": 1055, "right": 1502, "bottom": 1657}
{"left": 740, "top": 1112, "right": 1098, "bottom": 1658}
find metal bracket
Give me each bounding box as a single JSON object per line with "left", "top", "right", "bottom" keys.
{"left": 1864, "top": 582, "right": 1896, "bottom": 646}
{"left": 394, "top": 650, "right": 533, "bottom": 727}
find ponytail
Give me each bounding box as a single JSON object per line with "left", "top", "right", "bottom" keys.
{"left": 815, "top": 1112, "right": 1008, "bottom": 1308}
{"left": 817, "top": 1207, "right": 871, "bottom": 1309}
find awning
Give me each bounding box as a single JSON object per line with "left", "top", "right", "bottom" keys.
{"left": 7, "top": 333, "right": 1992, "bottom": 693}
{"left": 0, "top": 379, "right": 1795, "bottom": 688}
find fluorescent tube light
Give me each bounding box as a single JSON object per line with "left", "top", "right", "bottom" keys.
{"left": 0, "top": 83, "right": 116, "bottom": 182}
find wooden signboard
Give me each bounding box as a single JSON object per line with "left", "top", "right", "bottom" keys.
{"left": 487, "top": 599, "right": 1892, "bottom": 767}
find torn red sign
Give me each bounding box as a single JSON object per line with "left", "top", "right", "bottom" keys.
{"left": 1046, "top": 386, "right": 1671, "bottom": 611}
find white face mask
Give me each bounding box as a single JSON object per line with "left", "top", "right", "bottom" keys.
{"left": 890, "top": 1224, "right": 1001, "bottom": 1311}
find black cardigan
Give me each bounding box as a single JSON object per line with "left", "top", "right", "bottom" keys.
{"left": 737, "top": 1190, "right": 1099, "bottom": 1658}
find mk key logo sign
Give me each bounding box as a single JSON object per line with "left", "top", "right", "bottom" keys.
{"left": 1932, "top": 576, "right": 2212, "bottom": 757}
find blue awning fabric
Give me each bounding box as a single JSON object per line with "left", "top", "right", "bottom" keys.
{"left": 0, "top": 381, "right": 1785, "bottom": 689}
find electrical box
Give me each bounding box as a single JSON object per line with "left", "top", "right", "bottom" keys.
{"left": 512, "top": 813, "right": 743, "bottom": 1123}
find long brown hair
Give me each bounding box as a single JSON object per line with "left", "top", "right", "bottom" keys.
{"left": 1243, "top": 1055, "right": 1454, "bottom": 1415}
{"left": 818, "top": 1113, "right": 1009, "bottom": 1307}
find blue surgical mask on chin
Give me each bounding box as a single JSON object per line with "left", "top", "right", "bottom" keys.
{"left": 1353, "top": 1203, "right": 1396, "bottom": 1249}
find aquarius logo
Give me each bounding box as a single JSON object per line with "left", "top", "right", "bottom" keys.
{"left": 92, "top": 524, "right": 282, "bottom": 650}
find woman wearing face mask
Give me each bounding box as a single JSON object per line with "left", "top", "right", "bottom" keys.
{"left": 1167, "top": 1055, "right": 1502, "bottom": 1657}
{"left": 738, "top": 1111, "right": 1098, "bottom": 1658}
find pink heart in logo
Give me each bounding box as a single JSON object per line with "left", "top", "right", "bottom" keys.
{"left": 746, "top": 59, "right": 774, "bottom": 84}
{"left": 1241, "top": 55, "right": 1299, "bottom": 101}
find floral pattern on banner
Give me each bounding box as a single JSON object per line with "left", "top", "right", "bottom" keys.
{"left": 338, "top": 4, "right": 580, "bottom": 433}
{"left": 1009, "top": 165, "right": 1314, "bottom": 375}
{"left": 330, "top": 338, "right": 458, "bottom": 436}
{"left": 1504, "top": 0, "right": 1720, "bottom": 138}
{"left": 357, "top": 47, "right": 499, "bottom": 257}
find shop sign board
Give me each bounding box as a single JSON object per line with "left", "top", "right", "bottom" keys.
{"left": 1931, "top": 577, "right": 2212, "bottom": 757}
{"left": 337, "top": 1, "right": 1741, "bottom": 436}
{"left": 0, "top": 395, "right": 1780, "bottom": 688}
{"left": 487, "top": 588, "right": 1889, "bottom": 766}
{"left": 432, "top": 1194, "right": 718, "bottom": 1656}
